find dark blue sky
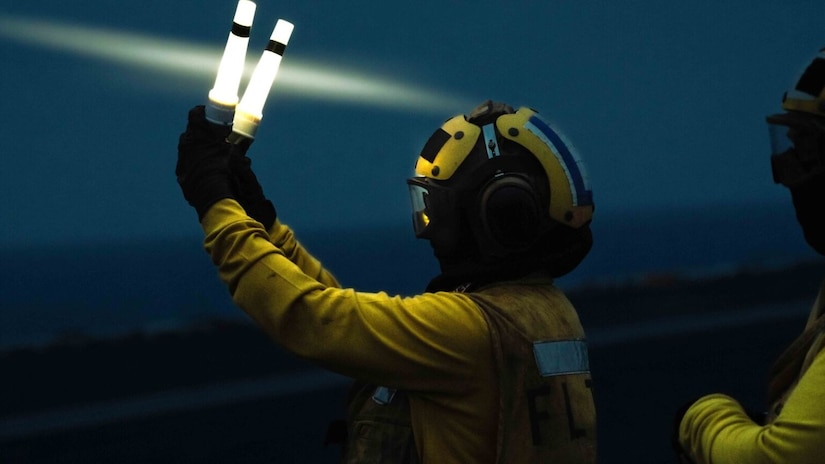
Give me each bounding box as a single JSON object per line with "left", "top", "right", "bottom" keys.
{"left": 1, "top": 1, "right": 825, "bottom": 247}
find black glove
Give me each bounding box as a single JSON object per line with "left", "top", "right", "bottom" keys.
{"left": 176, "top": 106, "right": 235, "bottom": 220}
{"left": 228, "top": 139, "right": 277, "bottom": 230}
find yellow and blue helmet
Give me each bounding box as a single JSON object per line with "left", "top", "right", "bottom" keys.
{"left": 407, "top": 101, "right": 594, "bottom": 263}
{"left": 768, "top": 48, "right": 825, "bottom": 188}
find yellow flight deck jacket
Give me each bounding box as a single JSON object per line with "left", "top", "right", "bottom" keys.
{"left": 679, "top": 280, "right": 825, "bottom": 464}
{"left": 200, "top": 199, "right": 596, "bottom": 463}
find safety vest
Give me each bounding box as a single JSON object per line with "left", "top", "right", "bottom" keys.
{"left": 766, "top": 278, "right": 825, "bottom": 423}
{"left": 469, "top": 284, "right": 598, "bottom": 463}
{"left": 340, "top": 280, "right": 597, "bottom": 463}
{"left": 340, "top": 384, "right": 418, "bottom": 464}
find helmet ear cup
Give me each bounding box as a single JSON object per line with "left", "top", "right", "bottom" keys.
{"left": 478, "top": 175, "right": 544, "bottom": 254}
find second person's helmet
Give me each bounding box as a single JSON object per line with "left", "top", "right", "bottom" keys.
{"left": 766, "top": 48, "right": 825, "bottom": 256}
{"left": 768, "top": 47, "right": 825, "bottom": 188}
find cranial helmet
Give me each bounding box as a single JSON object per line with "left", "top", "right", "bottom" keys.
{"left": 781, "top": 48, "right": 825, "bottom": 117}
{"left": 406, "top": 100, "right": 594, "bottom": 277}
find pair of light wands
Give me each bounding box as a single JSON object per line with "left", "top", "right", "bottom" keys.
{"left": 205, "top": 0, "right": 293, "bottom": 143}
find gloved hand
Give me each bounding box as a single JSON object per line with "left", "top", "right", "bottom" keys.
{"left": 176, "top": 106, "right": 235, "bottom": 220}
{"left": 228, "top": 139, "right": 277, "bottom": 230}
{"left": 672, "top": 399, "right": 698, "bottom": 464}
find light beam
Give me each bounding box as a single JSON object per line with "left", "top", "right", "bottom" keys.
{"left": 0, "top": 14, "right": 472, "bottom": 114}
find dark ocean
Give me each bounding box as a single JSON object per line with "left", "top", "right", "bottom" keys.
{"left": 0, "top": 200, "right": 818, "bottom": 351}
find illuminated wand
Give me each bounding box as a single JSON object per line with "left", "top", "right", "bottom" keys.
{"left": 228, "top": 19, "right": 294, "bottom": 143}
{"left": 205, "top": 0, "right": 257, "bottom": 125}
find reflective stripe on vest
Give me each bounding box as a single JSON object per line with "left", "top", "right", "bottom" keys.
{"left": 533, "top": 339, "right": 590, "bottom": 377}
{"left": 372, "top": 386, "right": 397, "bottom": 405}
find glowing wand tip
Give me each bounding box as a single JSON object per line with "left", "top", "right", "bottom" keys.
{"left": 272, "top": 19, "right": 294, "bottom": 46}
{"left": 206, "top": 0, "right": 257, "bottom": 125}
{"left": 229, "top": 19, "right": 294, "bottom": 143}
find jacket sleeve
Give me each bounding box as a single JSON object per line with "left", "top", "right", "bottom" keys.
{"left": 678, "top": 347, "right": 825, "bottom": 464}
{"left": 200, "top": 199, "right": 492, "bottom": 392}
{"left": 264, "top": 219, "right": 340, "bottom": 289}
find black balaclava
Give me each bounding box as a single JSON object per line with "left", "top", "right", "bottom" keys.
{"left": 790, "top": 171, "right": 825, "bottom": 256}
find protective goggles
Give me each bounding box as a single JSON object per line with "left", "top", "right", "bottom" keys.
{"left": 766, "top": 112, "right": 825, "bottom": 188}
{"left": 406, "top": 177, "right": 461, "bottom": 238}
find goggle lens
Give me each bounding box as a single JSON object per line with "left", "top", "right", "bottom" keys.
{"left": 767, "top": 114, "right": 825, "bottom": 187}
{"left": 407, "top": 180, "right": 431, "bottom": 237}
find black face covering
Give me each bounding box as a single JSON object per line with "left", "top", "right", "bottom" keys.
{"left": 425, "top": 220, "right": 594, "bottom": 293}
{"left": 790, "top": 172, "right": 825, "bottom": 256}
